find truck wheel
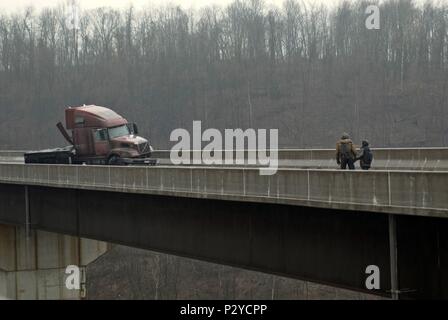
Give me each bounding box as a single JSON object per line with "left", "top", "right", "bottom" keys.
{"left": 107, "top": 155, "right": 120, "bottom": 165}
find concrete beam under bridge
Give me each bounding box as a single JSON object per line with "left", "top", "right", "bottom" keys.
{"left": 0, "top": 183, "right": 447, "bottom": 299}
{"left": 0, "top": 224, "right": 382, "bottom": 300}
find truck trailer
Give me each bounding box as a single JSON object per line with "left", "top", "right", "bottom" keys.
{"left": 25, "top": 105, "right": 156, "bottom": 165}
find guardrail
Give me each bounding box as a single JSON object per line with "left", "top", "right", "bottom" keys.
{"left": 152, "top": 148, "right": 448, "bottom": 170}
{"left": 0, "top": 150, "right": 25, "bottom": 157}
{"left": 152, "top": 147, "right": 448, "bottom": 159}
{"left": 0, "top": 163, "right": 447, "bottom": 218}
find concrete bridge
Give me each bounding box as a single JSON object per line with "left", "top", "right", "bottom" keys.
{"left": 0, "top": 148, "right": 447, "bottom": 299}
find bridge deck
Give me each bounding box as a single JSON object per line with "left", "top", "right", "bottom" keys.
{"left": 0, "top": 163, "right": 447, "bottom": 218}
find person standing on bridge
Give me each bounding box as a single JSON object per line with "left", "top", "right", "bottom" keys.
{"left": 356, "top": 140, "right": 373, "bottom": 170}
{"left": 336, "top": 133, "right": 357, "bottom": 170}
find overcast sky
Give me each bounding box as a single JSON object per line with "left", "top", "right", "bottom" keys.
{"left": 0, "top": 0, "right": 341, "bottom": 12}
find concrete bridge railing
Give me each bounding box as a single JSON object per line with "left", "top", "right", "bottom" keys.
{"left": 0, "top": 163, "right": 447, "bottom": 218}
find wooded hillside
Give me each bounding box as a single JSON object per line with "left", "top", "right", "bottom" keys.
{"left": 0, "top": 0, "right": 447, "bottom": 149}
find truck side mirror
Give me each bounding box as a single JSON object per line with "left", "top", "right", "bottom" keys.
{"left": 132, "top": 123, "right": 138, "bottom": 135}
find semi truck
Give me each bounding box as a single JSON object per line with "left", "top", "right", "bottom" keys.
{"left": 25, "top": 105, "right": 156, "bottom": 165}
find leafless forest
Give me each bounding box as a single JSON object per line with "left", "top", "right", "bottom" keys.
{"left": 0, "top": 0, "right": 447, "bottom": 149}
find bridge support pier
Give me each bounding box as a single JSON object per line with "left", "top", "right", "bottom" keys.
{"left": 0, "top": 224, "right": 110, "bottom": 300}
{"left": 388, "top": 214, "right": 399, "bottom": 300}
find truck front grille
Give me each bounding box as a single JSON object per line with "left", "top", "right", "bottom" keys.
{"left": 138, "top": 142, "right": 150, "bottom": 154}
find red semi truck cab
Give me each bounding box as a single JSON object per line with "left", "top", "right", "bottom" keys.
{"left": 65, "top": 105, "right": 152, "bottom": 164}
{"left": 25, "top": 105, "right": 155, "bottom": 165}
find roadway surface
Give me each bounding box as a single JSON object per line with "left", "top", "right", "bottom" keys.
{"left": 2, "top": 147, "right": 448, "bottom": 170}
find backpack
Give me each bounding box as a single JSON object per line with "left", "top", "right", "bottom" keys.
{"left": 340, "top": 142, "right": 354, "bottom": 159}
{"left": 362, "top": 147, "right": 373, "bottom": 165}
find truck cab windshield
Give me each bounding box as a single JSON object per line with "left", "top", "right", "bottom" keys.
{"left": 108, "top": 125, "right": 130, "bottom": 139}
